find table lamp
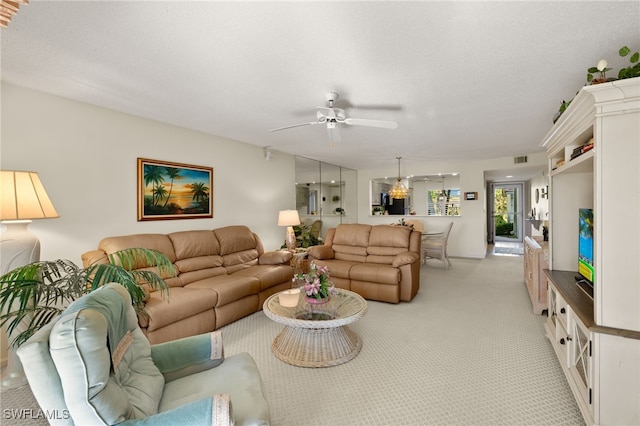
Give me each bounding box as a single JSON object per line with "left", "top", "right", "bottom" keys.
{"left": 1, "top": 170, "right": 59, "bottom": 389}
{"left": 278, "top": 210, "right": 300, "bottom": 251}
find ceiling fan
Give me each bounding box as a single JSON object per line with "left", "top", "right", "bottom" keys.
{"left": 268, "top": 92, "right": 398, "bottom": 146}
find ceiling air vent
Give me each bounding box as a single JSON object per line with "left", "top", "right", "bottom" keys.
{"left": 513, "top": 156, "right": 528, "bottom": 164}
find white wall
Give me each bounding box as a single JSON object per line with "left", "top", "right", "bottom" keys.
{"left": 1, "top": 83, "right": 296, "bottom": 263}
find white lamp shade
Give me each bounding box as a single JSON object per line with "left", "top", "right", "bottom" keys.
{"left": 1, "top": 171, "right": 59, "bottom": 220}
{"left": 277, "top": 210, "right": 300, "bottom": 227}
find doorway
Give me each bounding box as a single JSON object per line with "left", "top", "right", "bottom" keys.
{"left": 490, "top": 183, "right": 524, "bottom": 243}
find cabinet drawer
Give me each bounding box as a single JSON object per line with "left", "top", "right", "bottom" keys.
{"left": 556, "top": 292, "right": 569, "bottom": 330}
{"left": 555, "top": 320, "right": 570, "bottom": 365}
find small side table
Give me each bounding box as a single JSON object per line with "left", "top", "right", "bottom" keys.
{"left": 291, "top": 251, "right": 309, "bottom": 275}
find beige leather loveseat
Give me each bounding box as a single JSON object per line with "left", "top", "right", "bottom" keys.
{"left": 307, "top": 224, "right": 421, "bottom": 303}
{"left": 82, "top": 225, "right": 293, "bottom": 344}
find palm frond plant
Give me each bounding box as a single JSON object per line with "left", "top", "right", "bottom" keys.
{"left": 0, "top": 248, "right": 175, "bottom": 348}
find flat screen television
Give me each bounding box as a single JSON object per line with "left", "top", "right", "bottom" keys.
{"left": 577, "top": 208, "right": 594, "bottom": 296}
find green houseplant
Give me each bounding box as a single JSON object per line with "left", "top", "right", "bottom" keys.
{"left": 617, "top": 45, "right": 640, "bottom": 80}
{"left": 280, "top": 223, "right": 322, "bottom": 249}
{"left": 0, "top": 248, "right": 175, "bottom": 347}
{"left": 587, "top": 59, "right": 612, "bottom": 84}
{"left": 587, "top": 46, "right": 640, "bottom": 83}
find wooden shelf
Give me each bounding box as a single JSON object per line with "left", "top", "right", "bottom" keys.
{"left": 550, "top": 150, "right": 593, "bottom": 176}
{"left": 543, "top": 269, "right": 593, "bottom": 328}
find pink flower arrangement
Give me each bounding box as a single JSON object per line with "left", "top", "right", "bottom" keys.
{"left": 293, "top": 261, "right": 336, "bottom": 300}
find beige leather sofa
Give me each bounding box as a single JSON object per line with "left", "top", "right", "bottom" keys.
{"left": 82, "top": 225, "right": 293, "bottom": 344}
{"left": 307, "top": 224, "right": 421, "bottom": 303}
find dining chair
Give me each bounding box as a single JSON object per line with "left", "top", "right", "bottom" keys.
{"left": 422, "top": 222, "right": 454, "bottom": 269}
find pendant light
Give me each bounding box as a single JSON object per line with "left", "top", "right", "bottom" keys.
{"left": 388, "top": 157, "right": 409, "bottom": 199}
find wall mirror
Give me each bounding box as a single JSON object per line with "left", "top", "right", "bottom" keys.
{"left": 295, "top": 156, "right": 357, "bottom": 236}
{"left": 370, "top": 173, "right": 461, "bottom": 216}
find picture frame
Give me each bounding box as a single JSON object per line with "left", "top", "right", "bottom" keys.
{"left": 464, "top": 191, "right": 478, "bottom": 201}
{"left": 137, "top": 158, "right": 213, "bottom": 221}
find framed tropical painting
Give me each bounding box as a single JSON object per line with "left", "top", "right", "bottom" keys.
{"left": 137, "top": 158, "right": 213, "bottom": 221}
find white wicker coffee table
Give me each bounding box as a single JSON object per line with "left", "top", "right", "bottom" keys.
{"left": 263, "top": 289, "right": 368, "bottom": 368}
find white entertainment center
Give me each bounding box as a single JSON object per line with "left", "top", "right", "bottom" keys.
{"left": 541, "top": 77, "right": 640, "bottom": 425}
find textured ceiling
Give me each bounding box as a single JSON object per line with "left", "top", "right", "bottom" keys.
{"left": 2, "top": 1, "right": 639, "bottom": 174}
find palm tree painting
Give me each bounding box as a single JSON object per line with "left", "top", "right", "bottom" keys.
{"left": 137, "top": 158, "right": 213, "bottom": 220}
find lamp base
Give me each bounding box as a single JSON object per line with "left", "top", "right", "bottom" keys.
{"left": 285, "top": 226, "right": 297, "bottom": 251}
{"left": 1, "top": 349, "right": 28, "bottom": 389}
{"left": 1, "top": 220, "right": 40, "bottom": 390}
{"left": 1, "top": 221, "right": 40, "bottom": 274}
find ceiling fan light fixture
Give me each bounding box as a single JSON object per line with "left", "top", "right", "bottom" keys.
{"left": 388, "top": 157, "right": 409, "bottom": 199}
{"left": 268, "top": 92, "right": 398, "bottom": 144}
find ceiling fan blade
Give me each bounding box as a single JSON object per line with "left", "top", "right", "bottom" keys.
{"left": 268, "top": 121, "right": 318, "bottom": 132}
{"left": 344, "top": 118, "right": 398, "bottom": 129}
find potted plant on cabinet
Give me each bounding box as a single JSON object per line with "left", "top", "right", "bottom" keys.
{"left": 0, "top": 248, "right": 174, "bottom": 348}
{"left": 617, "top": 45, "right": 640, "bottom": 79}
{"left": 587, "top": 45, "right": 640, "bottom": 84}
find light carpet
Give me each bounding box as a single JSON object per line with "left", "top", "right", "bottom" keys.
{"left": 1, "top": 255, "right": 584, "bottom": 425}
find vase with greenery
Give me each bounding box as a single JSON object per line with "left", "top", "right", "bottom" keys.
{"left": 0, "top": 248, "right": 174, "bottom": 347}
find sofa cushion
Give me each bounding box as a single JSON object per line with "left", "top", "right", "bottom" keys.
{"left": 332, "top": 224, "right": 372, "bottom": 247}
{"left": 392, "top": 251, "right": 420, "bottom": 267}
{"left": 159, "top": 352, "right": 270, "bottom": 426}
{"left": 368, "top": 225, "right": 411, "bottom": 248}
{"left": 222, "top": 250, "right": 260, "bottom": 272}
{"left": 185, "top": 274, "right": 261, "bottom": 307}
{"left": 366, "top": 225, "right": 412, "bottom": 264}
{"left": 99, "top": 234, "right": 177, "bottom": 263}
{"left": 311, "top": 259, "right": 355, "bottom": 280}
{"left": 135, "top": 265, "right": 182, "bottom": 288}
{"left": 168, "top": 230, "right": 221, "bottom": 260}
{"left": 307, "top": 245, "right": 335, "bottom": 260}
{"left": 333, "top": 247, "right": 368, "bottom": 262}
{"left": 214, "top": 226, "right": 259, "bottom": 256}
{"left": 350, "top": 263, "right": 400, "bottom": 285}
{"left": 330, "top": 224, "right": 371, "bottom": 262}
{"left": 233, "top": 265, "right": 294, "bottom": 290}
{"left": 142, "top": 287, "right": 218, "bottom": 331}
{"left": 175, "top": 256, "right": 225, "bottom": 274}
{"left": 259, "top": 250, "right": 292, "bottom": 265}
{"left": 177, "top": 265, "right": 228, "bottom": 286}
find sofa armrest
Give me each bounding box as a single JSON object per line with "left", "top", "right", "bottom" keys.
{"left": 307, "top": 245, "right": 335, "bottom": 260}
{"left": 392, "top": 251, "right": 420, "bottom": 267}
{"left": 81, "top": 249, "right": 108, "bottom": 268}
{"left": 259, "top": 250, "right": 293, "bottom": 265}
{"left": 119, "top": 396, "right": 232, "bottom": 426}
{"left": 151, "top": 331, "right": 224, "bottom": 382}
